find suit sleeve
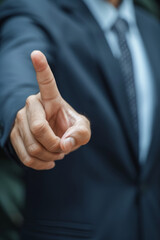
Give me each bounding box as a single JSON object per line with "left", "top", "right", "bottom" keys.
{"left": 0, "top": 9, "right": 54, "bottom": 153}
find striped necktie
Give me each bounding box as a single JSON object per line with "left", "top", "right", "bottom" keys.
{"left": 112, "top": 17, "right": 139, "bottom": 141}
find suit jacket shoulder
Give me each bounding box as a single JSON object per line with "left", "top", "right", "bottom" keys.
{"left": 135, "top": 6, "right": 160, "bottom": 36}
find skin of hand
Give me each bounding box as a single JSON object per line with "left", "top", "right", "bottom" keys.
{"left": 10, "top": 51, "right": 91, "bottom": 170}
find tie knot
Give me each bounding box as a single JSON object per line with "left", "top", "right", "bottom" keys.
{"left": 112, "top": 18, "right": 129, "bottom": 35}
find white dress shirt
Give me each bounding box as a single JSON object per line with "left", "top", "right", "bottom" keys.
{"left": 83, "top": 0, "right": 155, "bottom": 163}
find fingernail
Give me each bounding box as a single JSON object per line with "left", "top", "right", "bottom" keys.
{"left": 63, "top": 137, "right": 76, "bottom": 151}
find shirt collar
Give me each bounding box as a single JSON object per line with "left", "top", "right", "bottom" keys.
{"left": 83, "top": 0, "right": 136, "bottom": 32}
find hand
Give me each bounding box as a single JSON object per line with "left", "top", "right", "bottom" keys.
{"left": 10, "top": 51, "right": 91, "bottom": 170}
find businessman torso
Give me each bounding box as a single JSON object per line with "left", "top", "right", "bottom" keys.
{"left": 0, "top": 0, "right": 160, "bottom": 239}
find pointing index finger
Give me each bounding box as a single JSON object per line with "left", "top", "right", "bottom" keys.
{"left": 31, "top": 50, "right": 60, "bottom": 101}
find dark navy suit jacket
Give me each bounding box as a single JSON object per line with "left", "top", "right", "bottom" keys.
{"left": 0, "top": 0, "right": 160, "bottom": 239}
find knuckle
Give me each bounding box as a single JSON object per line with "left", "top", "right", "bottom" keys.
{"left": 26, "top": 95, "right": 35, "bottom": 107}
{"left": 79, "top": 126, "right": 88, "bottom": 135}
{"left": 16, "top": 110, "right": 24, "bottom": 122}
{"left": 80, "top": 116, "right": 91, "bottom": 142}
{"left": 80, "top": 126, "right": 91, "bottom": 144}
{"left": 23, "top": 157, "right": 34, "bottom": 168}
{"left": 31, "top": 120, "right": 47, "bottom": 137}
{"left": 23, "top": 157, "right": 55, "bottom": 170}
{"left": 82, "top": 115, "right": 91, "bottom": 126}
{"left": 85, "top": 127, "right": 91, "bottom": 142}
{"left": 10, "top": 127, "right": 16, "bottom": 142}
{"left": 27, "top": 143, "right": 42, "bottom": 157}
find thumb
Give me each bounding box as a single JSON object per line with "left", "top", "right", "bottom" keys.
{"left": 60, "top": 117, "right": 91, "bottom": 153}
{"left": 61, "top": 137, "right": 76, "bottom": 153}
{"left": 31, "top": 50, "right": 61, "bottom": 102}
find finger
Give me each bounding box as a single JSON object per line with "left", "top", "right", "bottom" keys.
{"left": 17, "top": 107, "right": 65, "bottom": 162}
{"left": 60, "top": 115, "right": 91, "bottom": 153}
{"left": 31, "top": 50, "right": 61, "bottom": 102}
{"left": 10, "top": 127, "right": 55, "bottom": 170}
{"left": 25, "top": 95, "right": 62, "bottom": 153}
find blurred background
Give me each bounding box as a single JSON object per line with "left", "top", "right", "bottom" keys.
{"left": 0, "top": 0, "right": 159, "bottom": 240}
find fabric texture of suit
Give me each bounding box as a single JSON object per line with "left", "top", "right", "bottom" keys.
{"left": 0, "top": 0, "right": 160, "bottom": 239}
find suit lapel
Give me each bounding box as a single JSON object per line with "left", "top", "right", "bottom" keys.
{"left": 58, "top": 0, "right": 141, "bottom": 170}
{"left": 85, "top": 19, "right": 139, "bottom": 164}
{"left": 135, "top": 8, "right": 160, "bottom": 179}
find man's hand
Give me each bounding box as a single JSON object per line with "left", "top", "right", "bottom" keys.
{"left": 10, "top": 51, "right": 91, "bottom": 170}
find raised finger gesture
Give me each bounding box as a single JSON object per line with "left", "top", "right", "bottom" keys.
{"left": 10, "top": 51, "right": 91, "bottom": 170}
